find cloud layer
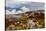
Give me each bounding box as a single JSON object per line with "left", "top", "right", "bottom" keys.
{"left": 6, "top": 6, "right": 30, "bottom": 14}
{"left": 6, "top": 0, "right": 44, "bottom": 14}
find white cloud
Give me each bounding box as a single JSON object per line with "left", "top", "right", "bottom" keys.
{"left": 6, "top": 6, "right": 30, "bottom": 14}
{"left": 6, "top": 9, "right": 16, "bottom": 14}
{"left": 6, "top": 9, "right": 23, "bottom": 14}
{"left": 6, "top": 0, "right": 44, "bottom": 14}
{"left": 21, "top": 6, "right": 30, "bottom": 12}
{"left": 15, "top": 11, "right": 23, "bottom": 14}
{"left": 6, "top": 10, "right": 10, "bottom": 14}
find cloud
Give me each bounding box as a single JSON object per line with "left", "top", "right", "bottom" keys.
{"left": 6, "top": 6, "right": 30, "bottom": 14}
{"left": 6, "top": 0, "right": 44, "bottom": 14}
{"left": 15, "top": 11, "right": 23, "bottom": 14}
{"left": 6, "top": 9, "right": 16, "bottom": 14}
{"left": 6, "top": 9, "right": 23, "bottom": 14}
{"left": 21, "top": 6, "right": 30, "bottom": 12}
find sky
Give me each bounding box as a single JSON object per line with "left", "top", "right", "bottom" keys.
{"left": 6, "top": 0, "right": 45, "bottom": 14}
